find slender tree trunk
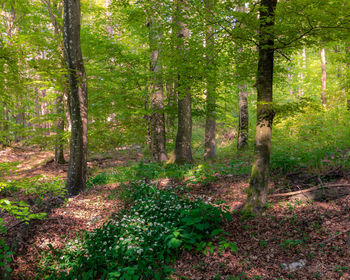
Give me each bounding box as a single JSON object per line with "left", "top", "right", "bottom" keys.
{"left": 64, "top": 0, "right": 88, "bottom": 196}
{"left": 148, "top": 15, "right": 168, "bottom": 162}
{"left": 236, "top": 4, "right": 249, "bottom": 151}
{"left": 55, "top": 92, "right": 66, "bottom": 164}
{"left": 106, "top": 0, "right": 113, "bottom": 37}
{"left": 42, "top": 0, "right": 67, "bottom": 163}
{"left": 346, "top": 46, "right": 350, "bottom": 111}
{"left": 298, "top": 48, "right": 306, "bottom": 96}
{"left": 174, "top": 0, "right": 192, "bottom": 164}
{"left": 237, "top": 83, "right": 249, "bottom": 150}
{"left": 166, "top": 81, "right": 177, "bottom": 140}
{"left": 244, "top": 0, "right": 277, "bottom": 212}
{"left": 319, "top": 48, "right": 327, "bottom": 106}
{"left": 204, "top": 0, "right": 216, "bottom": 160}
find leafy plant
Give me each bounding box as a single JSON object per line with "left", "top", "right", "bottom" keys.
{"left": 39, "top": 182, "right": 232, "bottom": 279}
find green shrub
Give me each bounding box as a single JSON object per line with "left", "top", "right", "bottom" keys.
{"left": 40, "top": 182, "right": 232, "bottom": 279}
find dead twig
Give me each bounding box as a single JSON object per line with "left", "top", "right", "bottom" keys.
{"left": 269, "top": 184, "right": 350, "bottom": 198}
{"left": 318, "top": 228, "right": 350, "bottom": 246}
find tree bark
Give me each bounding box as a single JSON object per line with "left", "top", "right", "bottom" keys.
{"left": 244, "top": 0, "right": 277, "bottom": 212}
{"left": 319, "top": 48, "right": 327, "bottom": 106}
{"left": 174, "top": 0, "right": 192, "bottom": 164}
{"left": 55, "top": 92, "right": 66, "bottom": 164}
{"left": 43, "top": 0, "right": 67, "bottom": 163}
{"left": 237, "top": 83, "right": 249, "bottom": 150}
{"left": 148, "top": 15, "right": 168, "bottom": 162}
{"left": 64, "top": 0, "right": 88, "bottom": 196}
{"left": 236, "top": 4, "right": 249, "bottom": 151}
{"left": 204, "top": 0, "right": 217, "bottom": 160}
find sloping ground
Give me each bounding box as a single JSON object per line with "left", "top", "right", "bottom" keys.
{"left": 172, "top": 180, "right": 350, "bottom": 280}
{"left": 11, "top": 184, "right": 123, "bottom": 279}
{"left": 2, "top": 147, "right": 349, "bottom": 279}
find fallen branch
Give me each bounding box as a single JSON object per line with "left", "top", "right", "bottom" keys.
{"left": 269, "top": 184, "right": 350, "bottom": 198}
{"left": 318, "top": 228, "right": 350, "bottom": 246}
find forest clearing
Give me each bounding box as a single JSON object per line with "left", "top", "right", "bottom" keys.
{"left": 1, "top": 0, "right": 350, "bottom": 279}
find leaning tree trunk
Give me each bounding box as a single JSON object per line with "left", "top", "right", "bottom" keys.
{"left": 319, "top": 48, "right": 327, "bottom": 106}
{"left": 64, "top": 0, "right": 88, "bottom": 196}
{"left": 148, "top": 16, "right": 168, "bottom": 163}
{"left": 204, "top": 0, "right": 217, "bottom": 160}
{"left": 237, "top": 83, "right": 248, "bottom": 150}
{"left": 174, "top": 0, "right": 192, "bottom": 164}
{"left": 244, "top": 0, "right": 277, "bottom": 212}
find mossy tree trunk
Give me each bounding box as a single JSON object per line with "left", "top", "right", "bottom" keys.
{"left": 174, "top": 0, "right": 192, "bottom": 164}
{"left": 64, "top": 0, "right": 88, "bottom": 196}
{"left": 148, "top": 13, "right": 168, "bottom": 163}
{"left": 244, "top": 0, "right": 277, "bottom": 212}
{"left": 237, "top": 83, "right": 249, "bottom": 150}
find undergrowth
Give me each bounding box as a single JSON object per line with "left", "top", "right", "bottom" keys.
{"left": 39, "top": 182, "right": 233, "bottom": 280}
{"left": 0, "top": 164, "right": 66, "bottom": 278}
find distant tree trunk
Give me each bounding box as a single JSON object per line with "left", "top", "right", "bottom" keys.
{"left": 148, "top": 16, "right": 168, "bottom": 162}
{"left": 166, "top": 81, "right": 177, "bottom": 140}
{"left": 244, "top": 0, "right": 277, "bottom": 212}
{"left": 174, "top": 0, "right": 192, "bottom": 164}
{"left": 346, "top": 46, "right": 350, "bottom": 111}
{"left": 237, "top": 83, "right": 249, "bottom": 150}
{"left": 55, "top": 93, "right": 66, "bottom": 164}
{"left": 204, "top": 0, "right": 216, "bottom": 160}
{"left": 236, "top": 4, "right": 249, "bottom": 151}
{"left": 64, "top": 0, "right": 88, "bottom": 196}
{"left": 298, "top": 48, "right": 306, "bottom": 96}
{"left": 106, "top": 0, "right": 113, "bottom": 37}
{"left": 319, "top": 48, "right": 327, "bottom": 106}
{"left": 42, "top": 0, "right": 67, "bottom": 163}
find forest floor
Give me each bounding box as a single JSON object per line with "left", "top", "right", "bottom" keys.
{"left": 1, "top": 147, "right": 350, "bottom": 280}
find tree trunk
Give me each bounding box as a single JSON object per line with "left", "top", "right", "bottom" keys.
{"left": 319, "top": 48, "right": 327, "bottom": 106}
{"left": 55, "top": 93, "right": 66, "bottom": 164}
{"left": 148, "top": 16, "right": 168, "bottom": 162}
{"left": 237, "top": 83, "right": 249, "bottom": 150}
{"left": 174, "top": 0, "right": 192, "bottom": 164}
{"left": 204, "top": 0, "right": 216, "bottom": 160}
{"left": 64, "top": 0, "right": 88, "bottom": 196}
{"left": 43, "top": 0, "right": 67, "bottom": 163}
{"left": 244, "top": 0, "right": 277, "bottom": 212}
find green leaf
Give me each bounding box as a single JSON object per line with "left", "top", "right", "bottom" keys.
{"left": 167, "top": 238, "right": 182, "bottom": 249}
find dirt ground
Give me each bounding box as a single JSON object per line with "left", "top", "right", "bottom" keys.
{"left": 1, "top": 147, "right": 349, "bottom": 280}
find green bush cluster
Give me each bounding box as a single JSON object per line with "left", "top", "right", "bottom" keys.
{"left": 40, "top": 182, "right": 232, "bottom": 280}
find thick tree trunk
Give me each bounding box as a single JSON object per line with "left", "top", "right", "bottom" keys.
{"left": 174, "top": 0, "right": 192, "bottom": 164}
{"left": 64, "top": 0, "right": 88, "bottom": 196}
{"left": 237, "top": 83, "right": 249, "bottom": 150}
{"left": 319, "top": 48, "right": 327, "bottom": 106}
{"left": 204, "top": 0, "right": 216, "bottom": 160}
{"left": 244, "top": 0, "right": 277, "bottom": 212}
{"left": 148, "top": 17, "right": 168, "bottom": 163}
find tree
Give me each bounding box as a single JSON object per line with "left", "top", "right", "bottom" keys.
{"left": 319, "top": 48, "right": 327, "bottom": 106}
{"left": 174, "top": 0, "right": 192, "bottom": 164}
{"left": 40, "top": 0, "right": 67, "bottom": 164}
{"left": 204, "top": 0, "right": 217, "bottom": 160}
{"left": 63, "top": 0, "right": 88, "bottom": 196}
{"left": 147, "top": 2, "right": 168, "bottom": 163}
{"left": 244, "top": 0, "right": 277, "bottom": 211}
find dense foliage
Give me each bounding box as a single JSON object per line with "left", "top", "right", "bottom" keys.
{"left": 39, "top": 182, "right": 233, "bottom": 279}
